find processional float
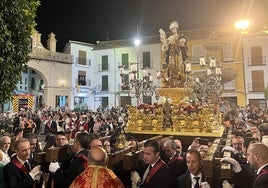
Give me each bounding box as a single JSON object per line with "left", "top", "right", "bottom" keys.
{"left": 121, "top": 21, "right": 236, "bottom": 137}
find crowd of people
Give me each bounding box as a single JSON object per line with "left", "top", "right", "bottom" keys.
{"left": 0, "top": 102, "right": 268, "bottom": 187}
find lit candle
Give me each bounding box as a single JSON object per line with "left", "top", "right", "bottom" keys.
{"left": 209, "top": 57, "right": 216, "bottom": 68}
{"left": 185, "top": 62, "right": 191, "bottom": 72}
{"left": 156, "top": 71, "right": 161, "bottom": 78}
{"left": 131, "top": 63, "right": 137, "bottom": 72}
{"left": 129, "top": 72, "right": 134, "bottom": 81}
{"left": 199, "top": 57, "right": 206, "bottom": 66}
{"left": 143, "top": 68, "right": 148, "bottom": 77}
{"left": 120, "top": 67, "right": 124, "bottom": 75}
{"left": 216, "top": 67, "right": 222, "bottom": 75}
{"left": 149, "top": 75, "right": 153, "bottom": 82}
{"left": 207, "top": 69, "right": 212, "bottom": 76}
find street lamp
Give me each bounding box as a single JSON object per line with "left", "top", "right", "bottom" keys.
{"left": 134, "top": 38, "right": 141, "bottom": 47}
{"left": 235, "top": 20, "right": 250, "bottom": 30}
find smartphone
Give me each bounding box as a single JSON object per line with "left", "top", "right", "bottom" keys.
{"left": 198, "top": 138, "right": 209, "bottom": 145}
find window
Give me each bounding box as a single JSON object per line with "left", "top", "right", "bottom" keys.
{"left": 249, "top": 99, "right": 266, "bottom": 108}
{"left": 56, "top": 96, "right": 68, "bottom": 108}
{"left": 251, "top": 46, "right": 263, "bottom": 65}
{"left": 31, "top": 78, "right": 36, "bottom": 89}
{"left": 122, "top": 53, "right": 129, "bottom": 69}
{"left": 101, "top": 97, "right": 109, "bottom": 108}
{"left": 223, "top": 43, "right": 233, "bottom": 62}
{"left": 192, "top": 45, "right": 205, "bottom": 64}
{"left": 25, "top": 78, "right": 28, "bottom": 91}
{"left": 78, "top": 70, "right": 86, "bottom": 86}
{"left": 102, "top": 55, "right": 109, "bottom": 71}
{"left": 143, "top": 96, "right": 152, "bottom": 104}
{"left": 143, "top": 52, "right": 151, "bottom": 68}
{"left": 120, "top": 96, "right": 131, "bottom": 107}
{"left": 123, "top": 74, "right": 129, "bottom": 83}
{"left": 39, "top": 79, "right": 44, "bottom": 90}
{"left": 102, "top": 75, "right": 108, "bottom": 91}
{"left": 19, "top": 80, "right": 23, "bottom": 89}
{"left": 252, "top": 70, "right": 264, "bottom": 91}
{"left": 78, "top": 50, "right": 87, "bottom": 65}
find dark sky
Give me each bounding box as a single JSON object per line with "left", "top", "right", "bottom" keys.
{"left": 35, "top": 0, "right": 268, "bottom": 51}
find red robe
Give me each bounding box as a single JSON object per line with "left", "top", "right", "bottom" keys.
{"left": 69, "top": 165, "right": 125, "bottom": 188}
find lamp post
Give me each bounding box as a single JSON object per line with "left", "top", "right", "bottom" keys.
{"left": 118, "top": 37, "right": 160, "bottom": 104}
{"left": 119, "top": 64, "right": 160, "bottom": 104}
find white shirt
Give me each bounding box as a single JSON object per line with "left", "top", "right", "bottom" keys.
{"left": 256, "top": 163, "right": 268, "bottom": 175}
{"left": 261, "top": 135, "right": 268, "bottom": 147}
{"left": 190, "top": 173, "right": 202, "bottom": 188}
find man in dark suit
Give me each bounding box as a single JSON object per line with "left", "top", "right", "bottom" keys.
{"left": 3, "top": 138, "right": 42, "bottom": 188}
{"left": 27, "top": 134, "right": 42, "bottom": 159}
{"left": 49, "top": 131, "right": 90, "bottom": 188}
{"left": 163, "top": 139, "right": 187, "bottom": 187}
{"left": 247, "top": 143, "right": 268, "bottom": 188}
{"left": 177, "top": 149, "right": 210, "bottom": 188}
{"left": 44, "top": 115, "right": 57, "bottom": 134}
{"left": 133, "top": 139, "right": 172, "bottom": 188}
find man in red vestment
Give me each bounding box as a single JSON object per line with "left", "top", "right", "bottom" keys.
{"left": 69, "top": 146, "right": 125, "bottom": 188}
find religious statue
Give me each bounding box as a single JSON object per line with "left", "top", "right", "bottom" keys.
{"left": 163, "top": 98, "right": 172, "bottom": 128}
{"left": 159, "top": 21, "right": 189, "bottom": 88}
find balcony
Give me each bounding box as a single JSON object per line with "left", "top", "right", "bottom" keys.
{"left": 248, "top": 56, "right": 266, "bottom": 66}
{"left": 98, "top": 63, "right": 110, "bottom": 72}
{"left": 76, "top": 78, "right": 91, "bottom": 87}
{"left": 224, "top": 81, "right": 236, "bottom": 91}
{"left": 101, "top": 84, "right": 109, "bottom": 92}
{"left": 247, "top": 82, "right": 268, "bottom": 92}
{"left": 76, "top": 57, "right": 91, "bottom": 66}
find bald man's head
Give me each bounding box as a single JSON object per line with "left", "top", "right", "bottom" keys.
{"left": 88, "top": 146, "right": 108, "bottom": 166}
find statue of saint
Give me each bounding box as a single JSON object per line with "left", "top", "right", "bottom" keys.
{"left": 159, "top": 21, "right": 188, "bottom": 88}
{"left": 162, "top": 98, "right": 172, "bottom": 128}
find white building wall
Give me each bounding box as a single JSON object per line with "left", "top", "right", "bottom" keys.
{"left": 93, "top": 42, "right": 161, "bottom": 108}
{"left": 66, "top": 41, "right": 95, "bottom": 111}
{"left": 65, "top": 39, "right": 161, "bottom": 110}
{"left": 242, "top": 34, "right": 268, "bottom": 105}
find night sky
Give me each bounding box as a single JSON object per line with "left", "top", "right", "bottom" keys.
{"left": 35, "top": 0, "right": 268, "bottom": 51}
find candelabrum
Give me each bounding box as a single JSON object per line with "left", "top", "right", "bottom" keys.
{"left": 119, "top": 63, "right": 160, "bottom": 103}
{"left": 184, "top": 56, "right": 223, "bottom": 104}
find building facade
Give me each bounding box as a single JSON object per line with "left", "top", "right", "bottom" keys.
{"left": 242, "top": 29, "right": 268, "bottom": 108}
{"left": 64, "top": 41, "right": 94, "bottom": 111}
{"left": 7, "top": 25, "right": 268, "bottom": 112}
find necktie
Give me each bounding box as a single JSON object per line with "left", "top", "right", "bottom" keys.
{"left": 194, "top": 177, "right": 200, "bottom": 188}
{"left": 24, "top": 161, "right": 31, "bottom": 171}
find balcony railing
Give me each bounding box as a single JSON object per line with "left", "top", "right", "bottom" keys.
{"left": 119, "top": 60, "right": 155, "bottom": 70}
{"left": 248, "top": 56, "right": 266, "bottom": 66}
{"left": 247, "top": 82, "right": 268, "bottom": 92}
{"left": 224, "top": 81, "right": 236, "bottom": 91}
{"left": 76, "top": 57, "right": 92, "bottom": 66}
{"left": 100, "top": 85, "right": 109, "bottom": 92}
{"left": 76, "top": 78, "right": 91, "bottom": 86}
{"left": 98, "top": 63, "right": 110, "bottom": 71}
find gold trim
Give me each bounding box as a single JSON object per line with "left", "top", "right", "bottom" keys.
{"left": 126, "top": 126, "right": 224, "bottom": 137}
